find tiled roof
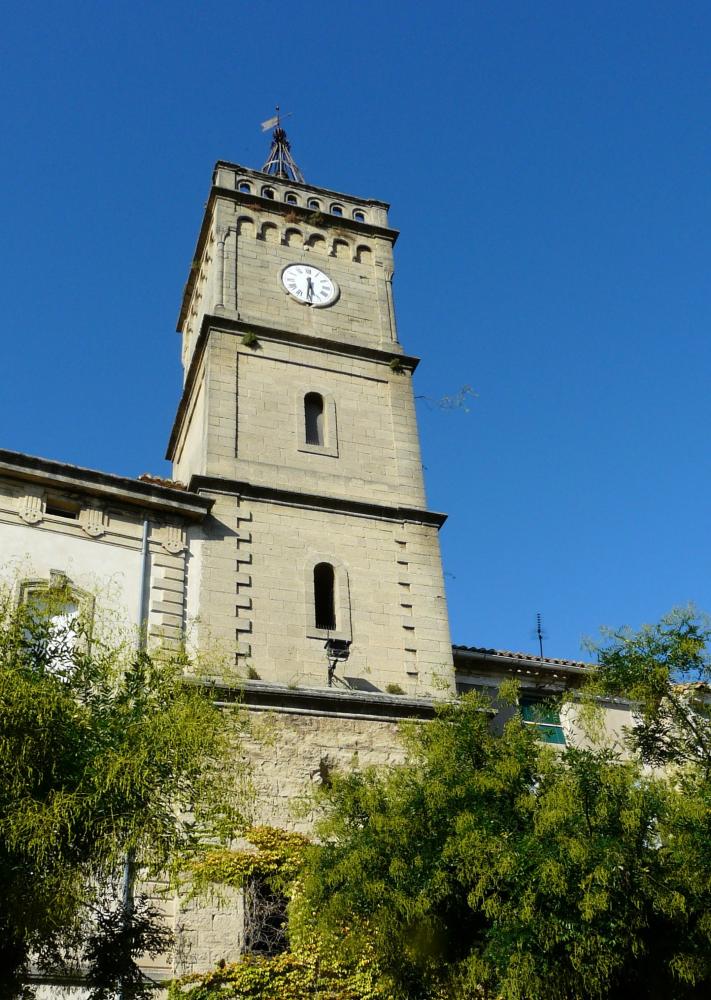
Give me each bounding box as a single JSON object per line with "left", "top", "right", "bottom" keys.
{"left": 453, "top": 644, "right": 592, "bottom": 670}
{"left": 138, "top": 473, "right": 187, "bottom": 490}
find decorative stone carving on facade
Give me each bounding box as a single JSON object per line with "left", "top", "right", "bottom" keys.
{"left": 159, "top": 523, "right": 187, "bottom": 554}
{"left": 49, "top": 568, "right": 69, "bottom": 589}
{"left": 18, "top": 491, "right": 43, "bottom": 525}
{"left": 79, "top": 506, "right": 107, "bottom": 538}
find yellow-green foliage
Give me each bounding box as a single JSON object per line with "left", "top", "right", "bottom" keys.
{"left": 189, "top": 826, "right": 310, "bottom": 895}
{"left": 175, "top": 827, "right": 393, "bottom": 1000}
{"left": 169, "top": 938, "right": 392, "bottom": 1000}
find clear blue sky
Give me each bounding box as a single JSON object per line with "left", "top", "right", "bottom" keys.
{"left": 1, "top": 1, "right": 709, "bottom": 661}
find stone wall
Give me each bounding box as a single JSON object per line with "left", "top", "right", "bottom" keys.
{"left": 172, "top": 700, "right": 412, "bottom": 976}
{"left": 186, "top": 488, "right": 453, "bottom": 696}
{"left": 178, "top": 328, "right": 426, "bottom": 508}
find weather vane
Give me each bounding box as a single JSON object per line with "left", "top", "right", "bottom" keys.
{"left": 260, "top": 105, "right": 304, "bottom": 183}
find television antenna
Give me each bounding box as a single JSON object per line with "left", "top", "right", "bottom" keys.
{"left": 532, "top": 613, "right": 547, "bottom": 658}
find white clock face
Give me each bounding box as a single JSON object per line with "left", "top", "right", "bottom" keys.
{"left": 281, "top": 264, "right": 338, "bottom": 308}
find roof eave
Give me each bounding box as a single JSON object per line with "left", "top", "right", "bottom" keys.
{"left": 0, "top": 449, "right": 212, "bottom": 521}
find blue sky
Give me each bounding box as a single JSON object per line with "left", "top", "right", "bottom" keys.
{"left": 1, "top": 1, "right": 709, "bottom": 660}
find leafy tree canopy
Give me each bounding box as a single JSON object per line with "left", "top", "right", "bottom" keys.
{"left": 590, "top": 606, "right": 711, "bottom": 775}
{"left": 0, "top": 579, "right": 248, "bottom": 998}
{"left": 301, "top": 676, "right": 711, "bottom": 998}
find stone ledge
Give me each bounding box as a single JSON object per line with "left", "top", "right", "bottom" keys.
{"left": 186, "top": 676, "right": 445, "bottom": 721}
{"left": 189, "top": 475, "right": 447, "bottom": 529}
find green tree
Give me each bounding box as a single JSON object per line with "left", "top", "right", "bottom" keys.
{"left": 301, "top": 689, "right": 711, "bottom": 999}
{"left": 591, "top": 606, "right": 711, "bottom": 774}
{"left": 0, "top": 580, "right": 247, "bottom": 998}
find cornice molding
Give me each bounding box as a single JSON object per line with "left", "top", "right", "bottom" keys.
{"left": 190, "top": 474, "right": 447, "bottom": 529}
{"left": 187, "top": 676, "right": 441, "bottom": 722}
{"left": 0, "top": 450, "right": 212, "bottom": 521}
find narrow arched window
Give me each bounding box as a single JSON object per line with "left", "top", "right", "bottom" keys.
{"left": 307, "top": 198, "right": 321, "bottom": 210}
{"left": 262, "top": 186, "right": 275, "bottom": 199}
{"left": 285, "top": 192, "right": 298, "bottom": 205}
{"left": 304, "top": 392, "right": 324, "bottom": 446}
{"left": 353, "top": 210, "right": 365, "bottom": 222}
{"left": 238, "top": 181, "right": 251, "bottom": 193}
{"left": 331, "top": 204, "right": 343, "bottom": 217}
{"left": 313, "top": 563, "right": 336, "bottom": 630}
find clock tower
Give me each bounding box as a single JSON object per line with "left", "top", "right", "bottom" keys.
{"left": 167, "top": 126, "right": 454, "bottom": 694}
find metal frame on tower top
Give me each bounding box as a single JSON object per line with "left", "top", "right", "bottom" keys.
{"left": 261, "top": 106, "right": 304, "bottom": 183}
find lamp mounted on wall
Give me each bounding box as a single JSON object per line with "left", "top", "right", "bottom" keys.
{"left": 325, "top": 637, "right": 351, "bottom": 687}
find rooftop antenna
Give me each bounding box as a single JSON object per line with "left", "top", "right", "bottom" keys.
{"left": 533, "top": 613, "right": 547, "bottom": 658}
{"left": 261, "top": 106, "right": 304, "bottom": 183}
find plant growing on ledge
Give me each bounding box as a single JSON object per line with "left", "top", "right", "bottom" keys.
{"left": 385, "top": 683, "right": 405, "bottom": 695}
{"left": 389, "top": 358, "right": 405, "bottom": 374}
{"left": 241, "top": 331, "right": 259, "bottom": 349}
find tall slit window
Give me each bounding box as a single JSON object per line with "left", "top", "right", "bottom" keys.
{"left": 304, "top": 392, "right": 324, "bottom": 446}
{"left": 314, "top": 563, "right": 336, "bottom": 630}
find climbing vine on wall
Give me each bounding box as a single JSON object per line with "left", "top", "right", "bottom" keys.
{"left": 170, "top": 826, "right": 393, "bottom": 1000}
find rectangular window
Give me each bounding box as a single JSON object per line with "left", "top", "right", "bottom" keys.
{"left": 45, "top": 496, "right": 80, "bottom": 519}
{"left": 520, "top": 694, "right": 566, "bottom": 745}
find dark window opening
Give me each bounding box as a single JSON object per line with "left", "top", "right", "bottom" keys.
{"left": 243, "top": 875, "right": 288, "bottom": 956}
{"left": 314, "top": 562, "right": 336, "bottom": 630}
{"left": 353, "top": 210, "right": 365, "bottom": 222}
{"left": 238, "top": 181, "right": 251, "bottom": 193}
{"left": 331, "top": 204, "right": 343, "bottom": 216}
{"left": 262, "top": 187, "right": 275, "bottom": 199}
{"left": 304, "top": 392, "right": 324, "bottom": 446}
{"left": 307, "top": 198, "right": 320, "bottom": 210}
{"left": 46, "top": 497, "right": 79, "bottom": 520}
{"left": 285, "top": 193, "right": 297, "bottom": 204}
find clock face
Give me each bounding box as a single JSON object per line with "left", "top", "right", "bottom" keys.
{"left": 281, "top": 264, "right": 338, "bottom": 308}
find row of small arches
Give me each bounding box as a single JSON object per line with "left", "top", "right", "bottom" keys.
{"left": 236, "top": 179, "right": 367, "bottom": 222}
{"left": 236, "top": 216, "right": 373, "bottom": 263}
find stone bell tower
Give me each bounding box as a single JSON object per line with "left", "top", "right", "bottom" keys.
{"left": 167, "top": 123, "right": 454, "bottom": 694}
